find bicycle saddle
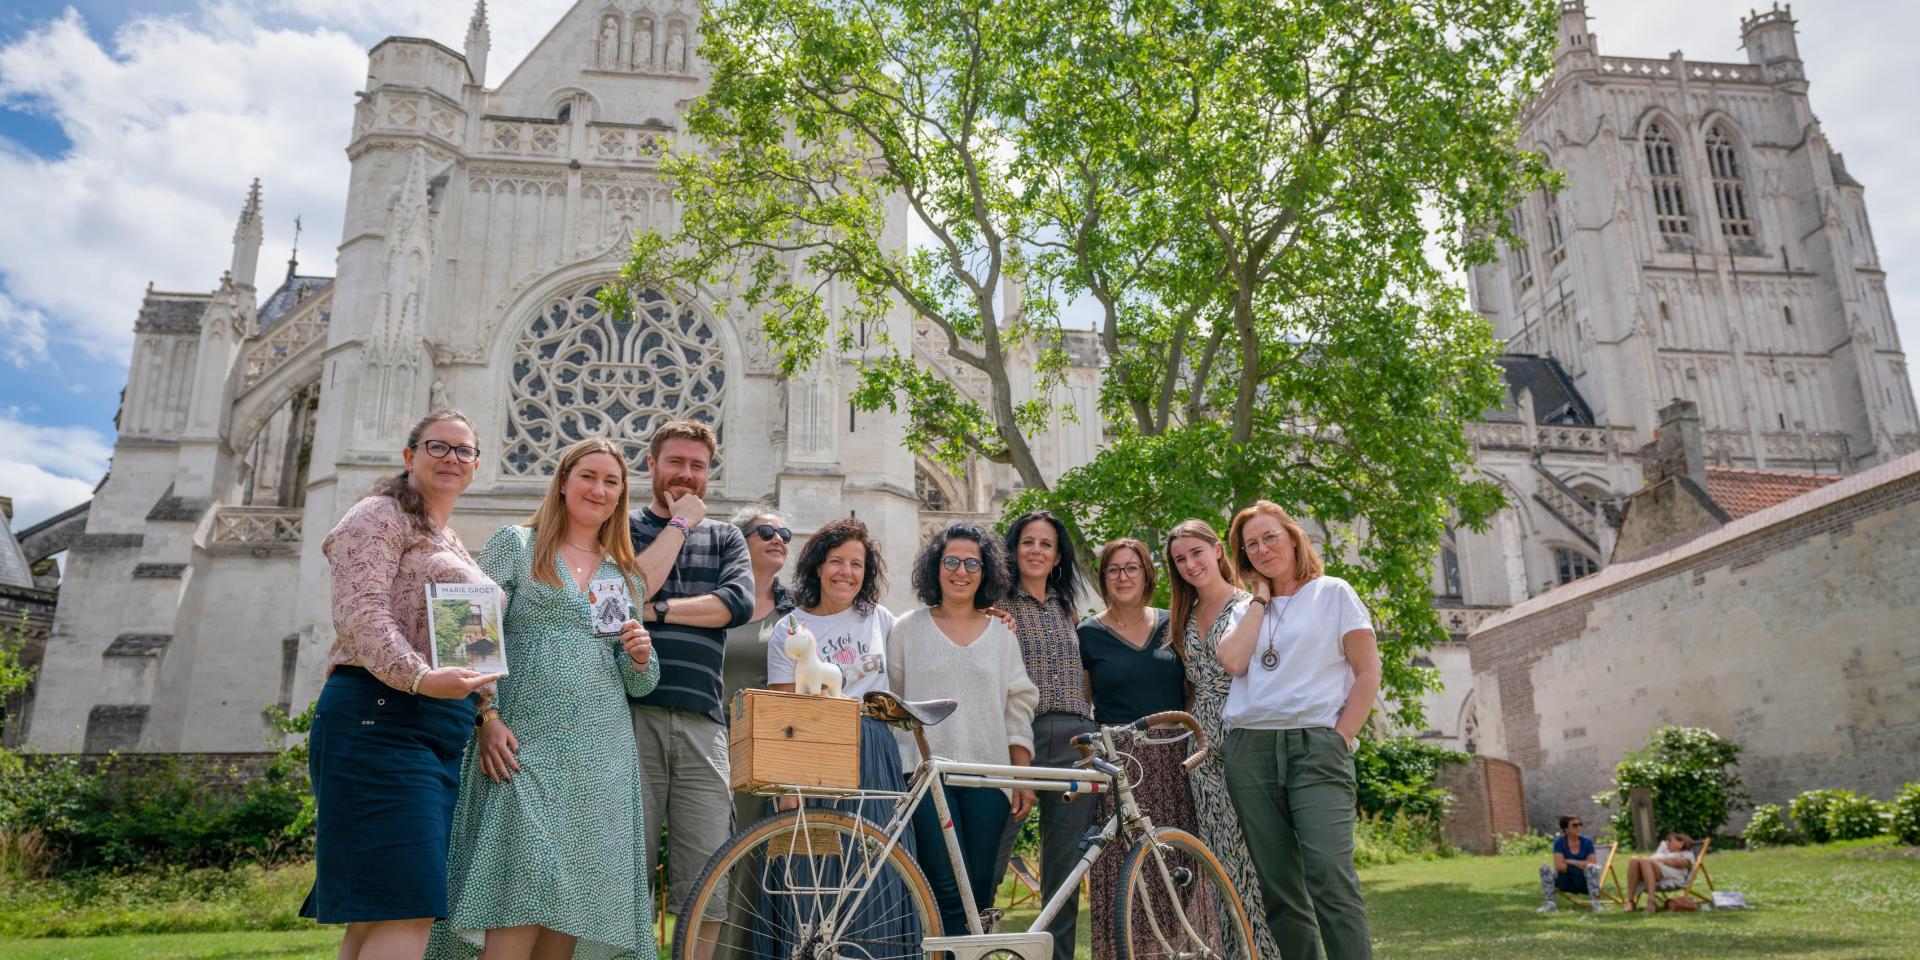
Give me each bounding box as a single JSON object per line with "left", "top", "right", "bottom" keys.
{"left": 863, "top": 690, "right": 957, "bottom": 728}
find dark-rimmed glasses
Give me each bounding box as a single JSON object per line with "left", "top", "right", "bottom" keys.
{"left": 750, "top": 524, "right": 793, "bottom": 543}
{"left": 413, "top": 439, "right": 480, "bottom": 464}
{"left": 941, "top": 555, "right": 984, "bottom": 573}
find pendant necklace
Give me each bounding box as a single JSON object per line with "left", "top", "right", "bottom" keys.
{"left": 1258, "top": 593, "right": 1293, "bottom": 671}
{"left": 562, "top": 539, "right": 601, "bottom": 578}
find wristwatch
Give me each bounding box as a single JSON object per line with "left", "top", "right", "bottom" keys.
{"left": 652, "top": 599, "right": 670, "bottom": 624}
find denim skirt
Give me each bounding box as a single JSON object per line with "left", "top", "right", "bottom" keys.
{"left": 300, "top": 666, "right": 476, "bottom": 924}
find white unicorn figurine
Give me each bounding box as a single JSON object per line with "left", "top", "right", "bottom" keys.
{"left": 783, "top": 619, "right": 845, "bottom": 698}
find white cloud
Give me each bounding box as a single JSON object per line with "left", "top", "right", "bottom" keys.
{"left": 0, "top": 289, "right": 49, "bottom": 367}
{"left": 0, "top": 408, "right": 111, "bottom": 527}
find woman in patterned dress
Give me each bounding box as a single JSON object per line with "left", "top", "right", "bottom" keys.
{"left": 303, "top": 410, "right": 504, "bottom": 960}
{"left": 428, "top": 439, "right": 661, "bottom": 960}
{"left": 1165, "top": 519, "right": 1279, "bottom": 960}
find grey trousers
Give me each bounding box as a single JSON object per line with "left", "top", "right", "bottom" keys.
{"left": 1224, "top": 727, "right": 1371, "bottom": 960}
{"left": 631, "top": 704, "right": 733, "bottom": 921}
{"left": 992, "top": 712, "right": 1098, "bottom": 960}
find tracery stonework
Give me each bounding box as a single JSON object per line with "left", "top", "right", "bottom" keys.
{"left": 502, "top": 282, "right": 726, "bottom": 478}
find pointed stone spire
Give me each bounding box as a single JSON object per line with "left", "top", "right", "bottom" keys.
{"left": 230, "top": 179, "right": 264, "bottom": 291}
{"left": 465, "top": 0, "right": 491, "bottom": 87}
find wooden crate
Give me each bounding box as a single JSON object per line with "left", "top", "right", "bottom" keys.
{"left": 728, "top": 688, "right": 862, "bottom": 792}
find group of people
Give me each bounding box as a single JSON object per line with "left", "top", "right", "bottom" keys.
{"left": 1538, "top": 815, "right": 1699, "bottom": 915}
{"left": 302, "top": 409, "right": 1386, "bottom": 960}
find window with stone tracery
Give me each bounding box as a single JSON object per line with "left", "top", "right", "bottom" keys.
{"left": 1643, "top": 121, "right": 1694, "bottom": 248}
{"left": 503, "top": 282, "right": 725, "bottom": 478}
{"left": 1553, "top": 546, "right": 1599, "bottom": 585}
{"left": 1508, "top": 206, "right": 1534, "bottom": 294}
{"left": 1705, "top": 123, "right": 1759, "bottom": 253}
{"left": 1542, "top": 184, "right": 1566, "bottom": 268}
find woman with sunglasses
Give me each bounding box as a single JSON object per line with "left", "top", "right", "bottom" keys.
{"left": 1079, "top": 538, "right": 1199, "bottom": 959}
{"left": 302, "top": 410, "right": 503, "bottom": 960}
{"left": 887, "top": 522, "right": 1039, "bottom": 937}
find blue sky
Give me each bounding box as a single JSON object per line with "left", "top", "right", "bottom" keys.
{"left": 2, "top": 0, "right": 1918, "bottom": 529}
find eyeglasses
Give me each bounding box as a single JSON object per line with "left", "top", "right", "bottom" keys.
{"left": 941, "top": 555, "right": 984, "bottom": 573}
{"left": 1104, "top": 563, "right": 1145, "bottom": 580}
{"left": 413, "top": 439, "right": 480, "bottom": 464}
{"left": 1568, "top": 821, "right": 1583, "bottom": 828}
{"left": 1244, "top": 530, "right": 1290, "bottom": 555}
{"left": 750, "top": 524, "right": 792, "bottom": 543}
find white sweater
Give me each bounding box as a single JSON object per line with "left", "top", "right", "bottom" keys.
{"left": 885, "top": 607, "right": 1039, "bottom": 777}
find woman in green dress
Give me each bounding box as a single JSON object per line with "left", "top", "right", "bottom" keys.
{"left": 429, "top": 438, "right": 663, "bottom": 960}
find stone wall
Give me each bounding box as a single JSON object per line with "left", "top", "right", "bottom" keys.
{"left": 1439, "top": 756, "right": 1528, "bottom": 854}
{"left": 1469, "top": 452, "right": 1920, "bottom": 833}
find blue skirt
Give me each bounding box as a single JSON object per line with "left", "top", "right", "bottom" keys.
{"left": 301, "top": 666, "right": 477, "bottom": 924}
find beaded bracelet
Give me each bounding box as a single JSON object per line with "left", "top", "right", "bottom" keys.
{"left": 667, "top": 516, "right": 692, "bottom": 536}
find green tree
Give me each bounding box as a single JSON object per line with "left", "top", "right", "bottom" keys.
{"left": 621, "top": 0, "right": 1557, "bottom": 720}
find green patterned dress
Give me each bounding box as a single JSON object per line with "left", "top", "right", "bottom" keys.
{"left": 427, "top": 524, "right": 661, "bottom": 960}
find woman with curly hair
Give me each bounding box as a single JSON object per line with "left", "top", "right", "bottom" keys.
{"left": 887, "top": 522, "right": 1039, "bottom": 937}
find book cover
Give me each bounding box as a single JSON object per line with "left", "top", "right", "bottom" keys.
{"left": 426, "top": 582, "right": 509, "bottom": 675}
{"left": 587, "top": 577, "right": 632, "bottom": 636}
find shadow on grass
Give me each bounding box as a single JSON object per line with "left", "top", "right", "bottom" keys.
{"left": 1364, "top": 880, "right": 1877, "bottom": 960}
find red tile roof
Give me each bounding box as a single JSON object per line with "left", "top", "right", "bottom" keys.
{"left": 1703, "top": 467, "right": 1843, "bottom": 519}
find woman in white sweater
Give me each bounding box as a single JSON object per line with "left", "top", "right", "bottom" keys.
{"left": 887, "top": 521, "right": 1039, "bottom": 936}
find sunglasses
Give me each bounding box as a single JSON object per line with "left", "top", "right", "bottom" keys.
{"left": 750, "top": 524, "right": 792, "bottom": 543}
{"left": 941, "top": 555, "right": 984, "bottom": 573}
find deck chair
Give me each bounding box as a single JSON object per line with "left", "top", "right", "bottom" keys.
{"left": 1002, "top": 854, "right": 1045, "bottom": 911}
{"left": 1556, "top": 842, "right": 1627, "bottom": 908}
{"left": 1650, "top": 838, "right": 1715, "bottom": 909}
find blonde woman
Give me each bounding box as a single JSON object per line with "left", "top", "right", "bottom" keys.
{"left": 1164, "top": 518, "right": 1280, "bottom": 959}
{"left": 429, "top": 439, "right": 662, "bottom": 960}
{"left": 1218, "top": 500, "right": 1380, "bottom": 960}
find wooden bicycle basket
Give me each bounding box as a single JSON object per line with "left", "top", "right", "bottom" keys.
{"left": 727, "top": 688, "right": 862, "bottom": 792}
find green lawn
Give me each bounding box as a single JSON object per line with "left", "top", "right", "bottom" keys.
{"left": 3, "top": 840, "right": 1915, "bottom": 959}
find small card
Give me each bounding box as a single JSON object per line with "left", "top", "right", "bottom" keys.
{"left": 587, "top": 577, "right": 632, "bottom": 636}
{"left": 425, "top": 582, "right": 508, "bottom": 675}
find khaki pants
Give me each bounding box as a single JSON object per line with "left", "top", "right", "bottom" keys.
{"left": 1223, "top": 727, "right": 1371, "bottom": 960}
{"left": 631, "top": 704, "right": 733, "bottom": 921}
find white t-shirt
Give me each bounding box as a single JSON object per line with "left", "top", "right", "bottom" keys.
{"left": 766, "top": 605, "right": 896, "bottom": 699}
{"left": 1222, "top": 575, "right": 1372, "bottom": 730}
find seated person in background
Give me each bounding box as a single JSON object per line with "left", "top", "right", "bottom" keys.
{"left": 1538, "top": 815, "right": 1605, "bottom": 913}
{"left": 1626, "top": 831, "right": 1696, "bottom": 914}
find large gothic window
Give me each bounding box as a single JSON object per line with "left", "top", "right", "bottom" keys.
{"left": 1705, "top": 123, "right": 1759, "bottom": 253}
{"left": 1542, "top": 185, "right": 1566, "bottom": 269}
{"left": 1508, "top": 206, "right": 1534, "bottom": 294}
{"left": 1643, "top": 121, "right": 1694, "bottom": 248}
{"left": 1553, "top": 546, "right": 1599, "bottom": 585}
{"left": 504, "top": 283, "right": 726, "bottom": 477}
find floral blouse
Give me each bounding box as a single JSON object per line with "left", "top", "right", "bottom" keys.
{"left": 322, "top": 496, "right": 497, "bottom": 706}
{"left": 1002, "top": 588, "right": 1091, "bottom": 719}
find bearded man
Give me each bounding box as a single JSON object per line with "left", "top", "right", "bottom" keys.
{"left": 626, "top": 419, "right": 753, "bottom": 955}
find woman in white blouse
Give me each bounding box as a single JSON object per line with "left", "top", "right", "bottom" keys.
{"left": 1215, "top": 500, "right": 1381, "bottom": 960}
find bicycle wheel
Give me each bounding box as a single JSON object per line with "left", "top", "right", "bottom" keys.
{"left": 1114, "top": 826, "right": 1255, "bottom": 960}
{"left": 676, "top": 807, "right": 941, "bottom": 960}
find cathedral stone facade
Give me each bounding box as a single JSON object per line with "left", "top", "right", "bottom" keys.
{"left": 1427, "top": 1, "right": 1920, "bottom": 752}
{"left": 22, "top": 0, "right": 1097, "bottom": 753}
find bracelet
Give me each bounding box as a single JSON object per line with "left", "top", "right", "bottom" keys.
{"left": 667, "top": 516, "right": 692, "bottom": 536}
{"left": 409, "top": 665, "right": 429, "bottom": 695}
{"left": 475, "top": 707, "right": 499, "bottom": 729}
{"left": 1249, "top": 596, "right": 1268, "bottom": 607}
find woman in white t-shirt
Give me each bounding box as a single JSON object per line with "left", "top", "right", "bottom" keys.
{"left": 761, "top": 517, "right": 921, "bottom": 950}
{"left": 1216, "top": 500, "right": 1381, "bottom": 960}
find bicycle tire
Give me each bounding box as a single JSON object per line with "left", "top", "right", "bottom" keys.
{"left": 1113, "top": 826, "right": 1256, "bottom": 960}
{"left": 675, "top": 807, "right": 941, "bottom": 960}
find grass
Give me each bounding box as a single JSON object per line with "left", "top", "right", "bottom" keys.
{"left": 2, "top": 840, "right": 1916, "bottom": 958}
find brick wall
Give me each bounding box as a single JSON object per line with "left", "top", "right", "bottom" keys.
{"left": 1440, "top": 755, "right": 1529, "bottom": 853}
{"left": 1468, "top": 455, "right": 1920, "bottom": 833}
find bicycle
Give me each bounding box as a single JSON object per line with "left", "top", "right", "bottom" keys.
{"left": 677, "top": 690, "right": 1255, "bottom": 960}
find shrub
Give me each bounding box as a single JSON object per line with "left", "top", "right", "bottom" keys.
{"left": 1496, "top": 831, "right": 1554, "bottom": 857}
{"left": 1594, "top": 726, "right": 1748, "bottom": 841}
{"left": 1825, "top": 791, "right": 1890, "bottom": 842}
{"left": 1352, "top": 813, "right": 1454, "bottom": 867}
{"left": 1791, "top": 788, "right": 1845, "bottom": 844}
{"left": 1353, "top": 736, "right": 1468, "bottom": 822}
{"left": 1891, "top": 783, "right": 1920, "bottom": 846}
{"left": 1744, "top": 804, "right": 1797, "bottom": 847}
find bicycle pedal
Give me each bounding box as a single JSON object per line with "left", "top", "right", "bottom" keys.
{"left": 978, "top": 907, "right": 1005, "bottom": 932}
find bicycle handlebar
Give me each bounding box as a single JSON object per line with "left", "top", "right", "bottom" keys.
{"left": 1069, "top": 711, "right": 1211, "bottom": 775}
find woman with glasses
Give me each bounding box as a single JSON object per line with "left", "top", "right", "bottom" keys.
{"left": 1217, "top": 500, "right": 1380, "bottom": 960}
{"left": 1539, "top": 815, "right": 1605, "bottom": 913}
{"left": 887, "top": 522, "right": 1039, "bottom": 937}
{"left": 1164, "top": 519, "right": 1280, "bottom": 958}
{"left": 1079, "top": 538, "right": 1200, "bottom": 959}
{"left": 302, "top": 410, "right": 503, "bottom": 960}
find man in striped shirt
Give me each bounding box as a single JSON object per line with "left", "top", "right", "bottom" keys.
{"left": 628, "top": 420, "right": 753, "bottom": 949}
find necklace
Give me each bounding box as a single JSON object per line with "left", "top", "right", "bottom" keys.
{"left": 1258, "top": 592, "right": 1295, "bottom": 671}
{"left": 560, "top": 539, "right": 602, "bottom": 577}
{"left": 1105, "top": 608, "right": 1144, "bottom": 629}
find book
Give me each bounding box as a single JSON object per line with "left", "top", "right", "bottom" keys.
{"left": 587, "top": 577, "right": 633, "bottom": 636}
{"left": 426, "top": 582, "right": 509, "bottom": 675}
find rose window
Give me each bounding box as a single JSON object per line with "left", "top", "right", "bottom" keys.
{"left": 503, "top": 283, "right": 725, "bottom": 478}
